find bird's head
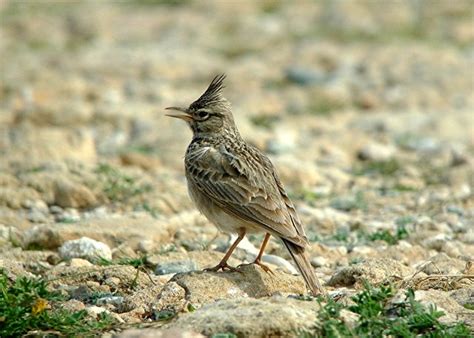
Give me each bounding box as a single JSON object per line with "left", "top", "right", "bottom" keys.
{"left": 166, "top": 74, "right": 237, "bottom": 136}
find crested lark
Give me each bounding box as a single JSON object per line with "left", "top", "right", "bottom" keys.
{"left": 166, "top": 75, "right": 324, "bottom": 296}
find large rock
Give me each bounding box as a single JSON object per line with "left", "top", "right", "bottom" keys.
{"left": 154, "top": 264, "right": 306, "bottom": 313}
{"left": 327, "top": 258, "right": 413, "bottom": 287}
{"left": 414, "top": 290, "right": 473, "bottom": 328}
{"left": 165, "top": 296, "right": 320, "bottom": 337}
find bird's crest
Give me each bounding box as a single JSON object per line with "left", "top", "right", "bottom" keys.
{"left": 190, "top": 74, "right": 226, "bottom": 110}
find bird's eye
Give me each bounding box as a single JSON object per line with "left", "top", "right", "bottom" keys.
{"left": 197, "top": 111, "right": 209, "bottom": 119}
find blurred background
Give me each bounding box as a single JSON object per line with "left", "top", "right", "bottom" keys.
{"left": 1, "top": 0, "right": 474, "bottom": 250}
{"left": 1, "top": 0, "right": 473, "bottom": 243}
{"left": 0, "top": 0, "right": 473, "bottom": 333}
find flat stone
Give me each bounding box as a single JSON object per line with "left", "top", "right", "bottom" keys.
{"left": 165, "top": 296, "right": 320, "bottom": 337}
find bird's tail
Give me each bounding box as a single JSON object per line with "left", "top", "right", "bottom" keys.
{"left": 282, "top": 238, "right": 325, "bottom": 296}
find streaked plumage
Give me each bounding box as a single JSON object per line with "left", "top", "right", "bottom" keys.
{"left": 166, "top": 75, "right": 324, "bottom": 295}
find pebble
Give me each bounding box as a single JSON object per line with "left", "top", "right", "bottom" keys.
{"left": 59, "top": 237, "right": 112, "bottom": 262}
{"left": 357, "top": 143, "right": 396, "bottom": 161}
{"left": 311, "top": 256, "right": 329, "bottom": 268}
{"left": 155, "top": 260, "right": 198, "bottom": 275}
{"left": 54, "top": 179, "right": 97, "bottom": 209}
{"left": 23, "top": 225, "right": 62, "bottom": 249}
{"left": 0, "top": 224, "right": 10, "bottom": 240}
{"left": 86, "top": 305, "right": 108, "bottom": 317}
{"left": 24, "top": 199, "right": 49, "bottom": 212}
{"left": 27, "top": 209, "right": 48, "bottom": 223}
{"left": 56, "top": 208, "right": 81, "bottom": 223}
{"left": 96, "top": 296, "right": 125, "bottom": 307}
{"left": 285, "top": 66, "right": 327, "bottom": 86}
{"left": 137, "top": 239, "right": 155, "bottom": 253}
{"left": 69, "top": 258, "right": 93, "bottom": 267}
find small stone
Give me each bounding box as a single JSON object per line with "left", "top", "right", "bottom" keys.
{"left": 24, "top": 199, "right": 49, "bottom": 212}
{"left": 59, "top": 237, "right": 112, "bottom": 262}
{"left": 357, "top": 143, "right": 396, "bottom": 162}
{"left": 96, "top": 296, "right": 124, "bottom": 307}
{"left": 23, "top": 225, "right": 62, "bottom": 249}
{"left": 47, "top": 253, "right": 61, "bottom": 265}
{"left": 418, "top": 253, "right": 465, "bottom": 275}
{"left": 422, "top": 234, "right": 451, "bottom": 251}
{"left": 69, "top": 258, "right": 93, "bottom": 267}
{"left": 0, "top": 224, "right": 10, "bottom": 240}
{"left": 56, "top": 208, "right": 81, "bottom": 223}
{"left": 49, "top": 205, "right": 63, "bottom": 214}
{"left": 86, "top": 305, "right": 108, "bottom": 318}
{"left": 27, "top": 209, "right": 48, "bottom": 223}
{"left": 285, "top": 67, "right": 327, "bottom": 86}
{"left": 327, "top": 258, "right": 413, "bottom": 287}
{"left": 311, "top": 256, "right": 329, "bottom": 268}
{"left": 70, "top": 285, "right": 93, "bottom": 301}
{"left": 155, "top": 260, "right": 198, "bottom": 275}
{"left": 137, "top": 239, "right": 155, "bottom": 254}
{"left": 54, "top": 179, "right": 97, "bottom": 209}
{"left": 115, "top": 328, "right": 205, "bottom": 338}
{"left": 104, "top": 277, "right": 121, "bottom": 289}
{"left": 61, "top": 299, "right": 86, "bottom": 312}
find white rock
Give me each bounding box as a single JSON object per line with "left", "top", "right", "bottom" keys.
{"left": 59, "top": 237, "right": 112, "bottom": 262}
{"left": 137, "top": 239, "right": 155, "bottom": 253}
{"left": 358, "top": 142, "right": 396, "bottom": 161}
{"left": 311, "top": 256, "right": 329, "bottom": 268}
{"left": 86, "top": 305, "right": 108, "bottom": 317}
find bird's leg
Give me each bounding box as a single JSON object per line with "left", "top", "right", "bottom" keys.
{"left": 239, "top": 233, "right": 274, "bottom": 274}
{"left": 205, "top": 229, "right": 245, "bottom": 273}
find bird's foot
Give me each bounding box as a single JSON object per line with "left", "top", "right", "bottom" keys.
{"left": 204, "top": 261, "right": 240, "bottom": 273}
{"left": 238, "top": 259, "right": 275, "bottom": 275}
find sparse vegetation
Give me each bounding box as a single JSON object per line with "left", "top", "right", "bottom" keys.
{"left": 314, "top": 282, "right": 471, "bottom": 337}
{"left": 310, "top": 224, "right": 410, "bottom": 246}
{"left": 96, "top": 163, "right": 151, "bottom": 202}
{"left": 365, "top": 225, "right": 409, "bottom": 245}
{"left": 0, "top": 270, "right": 117, "bottom": 337}
{"left": 330, "top": 191, "right": 368, "bottom": 211}
{"left": 249, "top": 114, "right": 280, "bottom": 130}
{"left": 308, "top": 94, "right": 346, "bottom": 116}
{"left": 353, "top": 159, "right": 402, "bottom": 177}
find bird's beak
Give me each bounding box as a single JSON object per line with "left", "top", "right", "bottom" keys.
{"left": 165, "top": 107, "right": 193, "bottom": 122}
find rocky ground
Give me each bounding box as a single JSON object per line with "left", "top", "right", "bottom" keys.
{"left": 0, "top": 1, "right": 473, "bottom": 337}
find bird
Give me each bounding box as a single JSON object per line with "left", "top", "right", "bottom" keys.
{"left": 165, "top": 74, "right": 324, "bottom": 296}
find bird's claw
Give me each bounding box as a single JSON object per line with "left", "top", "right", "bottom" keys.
{"left": 204, "top": 262, "right": 241, "bottom": 273}
{"left": 238, "top": 260, "right": 275, "bottom": 275}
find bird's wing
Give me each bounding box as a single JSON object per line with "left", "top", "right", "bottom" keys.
{"left": 186, "top": 142, "right": 307, "bottom": 247}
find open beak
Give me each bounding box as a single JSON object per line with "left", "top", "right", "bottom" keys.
{"left": 165, "top": 107, "right": 193, "bottom": 122}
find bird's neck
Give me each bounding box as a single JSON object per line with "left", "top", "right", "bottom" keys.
{"left": 192, "top": 127, "right": 242, "bottom": 143}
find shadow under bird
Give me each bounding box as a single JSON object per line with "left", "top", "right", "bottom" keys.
{"left": 165, "top": 75, "right": 324, "bottom": 296}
